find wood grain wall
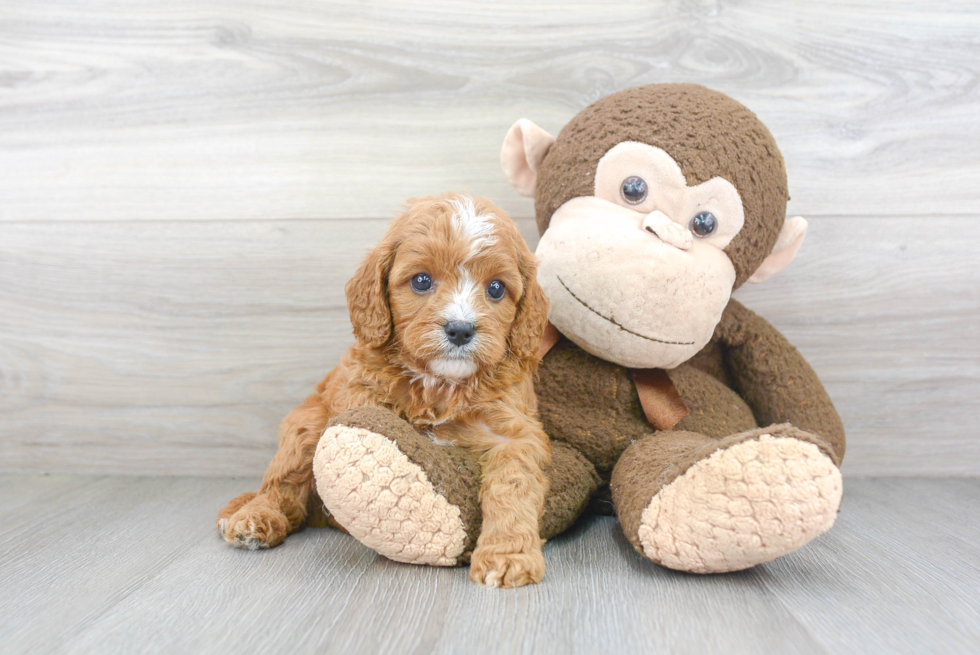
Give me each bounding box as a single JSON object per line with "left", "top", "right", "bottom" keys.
{"left": 1, "top": 1, "right": 977, "bottom": 476}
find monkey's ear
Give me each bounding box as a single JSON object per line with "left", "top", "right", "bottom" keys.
{"left": 747, "top": 216, "right": 808, "bottom": 284}
{"left": 501, "top": 119, "right": 556, "bottom": 197}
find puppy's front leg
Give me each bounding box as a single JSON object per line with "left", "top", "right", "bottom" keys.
{"left": 466, "top": 423, "right": 551, "bottom": 588}
{"left": 218, "top": 394, "right": 331, "bottom": 549}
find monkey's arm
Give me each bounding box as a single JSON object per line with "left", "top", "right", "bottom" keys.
{"left": 714, "top": 299, "right": 845, "bottom": 464}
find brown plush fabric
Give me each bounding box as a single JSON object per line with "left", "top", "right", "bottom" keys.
{"left": 535, "top": 314, "right": 845, "bottom": 511}
{"left": 667, "top": 363, "right": 759, "bottom": 438}
{"left": 611, "top": 424, "right": 838, "bottom": 555}
{"left": 328, "top": 406, "right": 601, "bottom": 559}
{"left": 684, "top": 341, "right": 733, "bottom": 388}
{"left": 536, "top": 337, "right": 651, "bottom": 475}
{"left": 536, "top": 336, "right": 764, "bottom": 474}
{"left": 541, "top": 442, "right": 601, "bottom": 540}
{"left": 305, "top": 499, "right": 341, "bottom": 530}
{"left": 533, "top": 84, "right": 789, "bottom": 288}
{"left": 714, "top": 300, "right": 846, "bottom": 465}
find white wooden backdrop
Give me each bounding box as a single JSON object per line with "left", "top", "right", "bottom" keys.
{"left": 1, "top": 1, "right": 977, "bottom": 476}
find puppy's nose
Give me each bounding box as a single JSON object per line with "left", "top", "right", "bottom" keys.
{"left": 444, "top": 321, "right": 476, "bottom": 347}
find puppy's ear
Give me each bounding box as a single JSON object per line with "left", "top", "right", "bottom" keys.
{"left": 346, "top": 234, "right": 398, "bottom": 349}
{"left": 508, "top": 245, "right": 550, "bottom": 365}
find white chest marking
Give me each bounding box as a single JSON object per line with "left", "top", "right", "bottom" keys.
{"left": 428, "top": 358, "right": 478, "bottom": 379}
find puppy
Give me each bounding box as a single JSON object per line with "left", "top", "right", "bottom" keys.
{"left": 217, "top": 193, "right": 551, "bottom": 588}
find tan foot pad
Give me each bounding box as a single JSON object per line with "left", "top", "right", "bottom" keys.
{"left": 638, "top": 435, "right": 843, "bottom": 573}
{"left": 313, "top": 425, "right": 467, "bottom": 566}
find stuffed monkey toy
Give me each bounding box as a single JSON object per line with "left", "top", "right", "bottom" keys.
{"left": 502, "top": 83, "right": 845, "bottom": 572}
{"left": 313, "top": 83, "right": 844, "bottom": 576}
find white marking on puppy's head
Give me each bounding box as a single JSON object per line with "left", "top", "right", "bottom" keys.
{"left": 450, "top": 196, "right": 496, "bottom": 260}
{"left": 443, "top": 269, "right": 479, "bottom": 325}
{"left": 433, "top": 269, "right": 483, "bottom": 367}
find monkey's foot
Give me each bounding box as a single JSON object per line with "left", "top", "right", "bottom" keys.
{"left": 314, "top": 408, "right": 600, "bottom": 571}
{"left": 313, "top": 408, "right": 482, "bottom": 566}
{"left": 637, "top": 432, "right": 842, "bottom": 573}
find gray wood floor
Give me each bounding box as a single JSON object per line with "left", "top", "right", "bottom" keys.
{"left": 0, "top": 475, "right": 977, "bottom": 654}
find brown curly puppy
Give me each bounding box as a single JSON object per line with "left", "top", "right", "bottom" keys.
{"left": 217, "top": 193, "right": 551, "bottom": 588}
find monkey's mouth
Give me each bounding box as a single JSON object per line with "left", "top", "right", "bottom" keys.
{"left": 556, "top": 276, "right": 695, "bottom": 346}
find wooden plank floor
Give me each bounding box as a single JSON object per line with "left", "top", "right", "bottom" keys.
{"left": 1, "top": 475, "right": 977, "bottom": 654}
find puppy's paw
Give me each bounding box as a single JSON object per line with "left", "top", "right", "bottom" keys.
{"left": 220, "top": 494, "right": 290, "bottom": 550}
{"left": 217, "top": 491, "right": 257, "bottom": 532}
{"left": 469, "top": 544, "right": 545, "bottom": 588}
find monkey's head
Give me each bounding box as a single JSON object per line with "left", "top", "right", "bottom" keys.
{"left": 501, "top": 84, "right": 807, "bottom": 369}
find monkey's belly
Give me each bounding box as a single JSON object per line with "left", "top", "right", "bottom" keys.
{"left": 537, "top": 340, "right": 653, "bottom": 474}
{"left": 667, "top": 364, "right": 758, "bottom": 438}
{"left": 537, "top": 341, "right": 758, "bottom": 474}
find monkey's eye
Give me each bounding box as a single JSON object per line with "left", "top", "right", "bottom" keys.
{"left": 690, "top": 211, "right": 718, "bottom": 237}
{"left": 411, "top": 273, "right": 433, "bottom": 293}
{"left": 620, "top": 176, "right": 648, "bottom": 205}
{"left": 486, "top": 280, "right": 506, "bottom": 301}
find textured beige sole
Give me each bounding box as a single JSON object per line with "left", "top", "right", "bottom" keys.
{"left": 313, "top": 425, "right": 467, "bottom": 566}
{"left": 638, "top": 435, "right": 843, "bottom": 573}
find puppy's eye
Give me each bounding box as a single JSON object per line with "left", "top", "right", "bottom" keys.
{"left": 690, "top": 211, "right": 718, "bottom": 237}
{"left": 411, "top": 273, "right": 432, "bottom": 293}
{"left": 621, "top": 176, "right": 648, "bottom": 205}
{"left": 486, "top": 280, "right": 506, "bottom": 301}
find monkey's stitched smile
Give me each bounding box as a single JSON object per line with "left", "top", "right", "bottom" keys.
{"left": 556, "top": 276, "right": 695, "bottom": 346}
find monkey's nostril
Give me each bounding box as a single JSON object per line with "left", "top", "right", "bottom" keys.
{"left": 444, "top": 321, "right": 476, "bottom": 346}
{"left": 642, "top": 213, "right": 693, "bottom": 251}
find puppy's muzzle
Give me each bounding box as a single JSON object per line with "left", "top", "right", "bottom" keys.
{"left": 444, "top": 321, "right": 476, "bottom": 347}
